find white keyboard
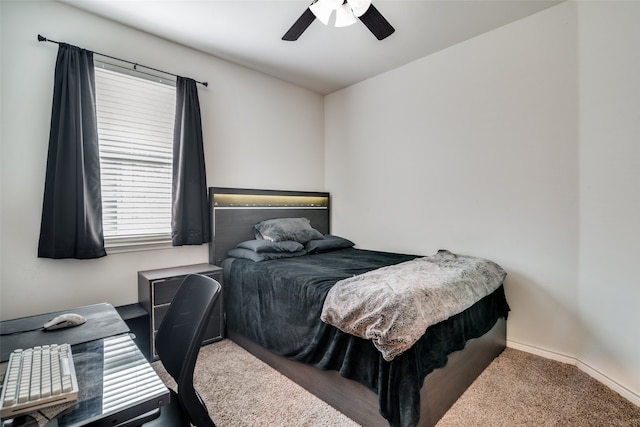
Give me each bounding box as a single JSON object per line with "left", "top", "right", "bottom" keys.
{"left": 0, "top": 344, "right": 79, "bottom": 419}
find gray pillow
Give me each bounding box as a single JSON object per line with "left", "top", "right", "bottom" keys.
{"left": 305, "top": 234, "right": 355, "bottom": 254}
{"left": 237, "top": 239, "right": 304, "bottom": 253}
{"left": 227, "top": 247, "right": 307, "bottom": 262}
{"left": 254, "top": 217, "right": 324, "bottom": 244}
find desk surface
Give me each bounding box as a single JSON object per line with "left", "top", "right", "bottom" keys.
{"left": 0, "top": 304, "right": 129, "bottom": 362}
{"left": 1, "top": 307, "right": 168, "bottom": 427}
{"left": 43, "top": 335, "right": 168, "bottom": 427}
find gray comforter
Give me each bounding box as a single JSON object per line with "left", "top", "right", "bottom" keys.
{"left": 320, "top": 250, "right": 506, "bottom": 361}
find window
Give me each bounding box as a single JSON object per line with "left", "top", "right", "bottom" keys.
{"left": 94, "top": 62, "right": 176, "bottom": 249}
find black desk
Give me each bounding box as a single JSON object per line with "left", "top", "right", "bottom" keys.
{"left": 1, "top": 306, "right": 169, "bottom": 426}
{"left": 0, "top": 304, "right": 129, "bottom": 363}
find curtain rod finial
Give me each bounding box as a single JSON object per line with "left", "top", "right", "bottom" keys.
{"left": 38, "top": 34, "right": 47, "bottom": 42}
{"left": 203, "top": 82, "right": 209, "bottom": 87}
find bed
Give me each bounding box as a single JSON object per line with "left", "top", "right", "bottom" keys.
{"left": 209, "top": 187, "right": 510, "bottom": 427}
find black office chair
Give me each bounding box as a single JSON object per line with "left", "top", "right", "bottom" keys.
{"left": 144, "top": 274, "right": 221, "bottom": 427}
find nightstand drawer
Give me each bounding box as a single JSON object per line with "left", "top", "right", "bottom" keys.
{"left": 153, "top": 277, "right": 184, "bottom": 305}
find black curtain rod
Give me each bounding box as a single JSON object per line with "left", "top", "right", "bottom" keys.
{"left": 38, "top": 34, "right": 208, "bottom": 87}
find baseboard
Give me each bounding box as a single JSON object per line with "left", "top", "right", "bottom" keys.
{"left": 507, "top": 340, "right": 576, "bottom": 365}
{"left": 507, "top": 339, "right": 640, "bottom": 408}
{"left": 575, "top": 360, "right": 640, "bottom": 408}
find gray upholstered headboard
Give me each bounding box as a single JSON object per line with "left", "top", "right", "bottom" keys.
{"left": 208, "top": 187, "right": 330, "bottom": 265}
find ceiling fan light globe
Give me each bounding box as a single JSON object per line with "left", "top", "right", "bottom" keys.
{"left": 309, "top": 0, "right": 342, "bottom": 25}
{"left": 347, "top": 0, "right": 372, "bottom": 17}
{"left": 335, "top": 4, "right": 357, "bottom": 27}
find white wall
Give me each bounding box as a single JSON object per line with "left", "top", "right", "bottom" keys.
{"left": 326, "top": 1, "right": 579, "bottom": 355}
{"left": 0, "top": 0, "right": 324, "bottom": 320}
{"left": 577, "top": 0, "right": 640, "bottom": 401}
{"left": 325, "top": 0, "right": 639, "bottom": 404}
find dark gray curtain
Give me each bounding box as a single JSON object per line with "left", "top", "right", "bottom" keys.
{"left": 38, "top": 43, "right": 106, "bottom": 259}
{"left": 172, "top": 77, "right": 210, "bottom": 246}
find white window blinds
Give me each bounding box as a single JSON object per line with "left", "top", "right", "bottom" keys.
{"left": 94, "top": 63, "right": 176, "bottom": 246}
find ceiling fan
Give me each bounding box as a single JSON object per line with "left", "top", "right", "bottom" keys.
{"left": 282, "top": 0, "right": 395, "bottom": 41}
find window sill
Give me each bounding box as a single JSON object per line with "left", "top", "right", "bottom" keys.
{"left": 105, "top": 236, "right": 174, "bottom": 254}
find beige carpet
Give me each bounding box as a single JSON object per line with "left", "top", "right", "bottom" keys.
{"left": 437, "top": 348, "right": 640, "bottom": 427}
{"left": 153, "top": 339, "right": 358, "bottom": 426}
{"left": 153, "top": 339, "right": 640, "bottom": 426}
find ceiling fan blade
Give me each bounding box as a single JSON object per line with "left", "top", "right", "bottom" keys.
{"left": 358, "top": 4, "right": 395, "bottom": 40}
{"left": 282, "top": 8, "right": 316, "bottom": 41}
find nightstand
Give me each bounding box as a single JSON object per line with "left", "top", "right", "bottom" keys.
{"left": 138, "top": 263, "right": 223, "bottom": 360}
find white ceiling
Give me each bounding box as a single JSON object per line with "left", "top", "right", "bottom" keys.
{"left": 60, "top": 0, "right": 563, "bottom": 95}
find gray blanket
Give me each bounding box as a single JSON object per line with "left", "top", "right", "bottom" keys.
{"left": 320, "top": 250, "right": 506, "bottom": 361}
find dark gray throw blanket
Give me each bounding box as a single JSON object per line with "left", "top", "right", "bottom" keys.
{"left": 321, "top": 250, "right": 506, "bottom": 361}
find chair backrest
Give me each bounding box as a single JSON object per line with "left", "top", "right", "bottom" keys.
{"left": 155, "top": 274, "right": 221, "bottom": 427}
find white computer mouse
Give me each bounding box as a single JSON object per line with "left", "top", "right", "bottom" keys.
{"left": 43, "top": 313, "right": 87, "bottom": 331}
